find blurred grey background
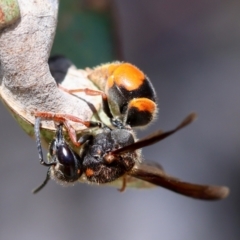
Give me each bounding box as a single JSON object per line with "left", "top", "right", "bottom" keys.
{"left": 1, "top": 1, "right": 240, "bottom": 240}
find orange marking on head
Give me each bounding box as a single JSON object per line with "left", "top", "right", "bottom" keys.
{"left": 129, "top": 98, "right": 156, "bottom": 114}
{"left": 107, "top": 63, "right": 146, "bottom": 91}
{"left": 85, "top": 168, "right": 94, "bottom": 177}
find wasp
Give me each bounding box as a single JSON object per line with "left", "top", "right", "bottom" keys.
{"left": 32, "top": 62, "right": 229, "bottom": 200}
{"left": 33, "top": 112, "right": 228, "bottom": 200}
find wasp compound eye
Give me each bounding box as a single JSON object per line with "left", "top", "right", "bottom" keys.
{"left": 33, "top": 119, "right": 83, "bottom": 193}
{"left": 53, "top": 142, "right": 83, "bottom": 182}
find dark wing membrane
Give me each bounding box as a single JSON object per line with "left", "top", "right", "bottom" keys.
{"left": 112, "top": 113, "right": 197, "bottom": 155}
{"left": 129, "top": 162, "right": 229, "bottom": 200}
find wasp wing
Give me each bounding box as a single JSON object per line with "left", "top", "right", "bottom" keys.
{"left": 112, "top": 113, "right": 197, "bottom": 155}
{"left": 129, "top": 162, "right": 229, "bottom": 200}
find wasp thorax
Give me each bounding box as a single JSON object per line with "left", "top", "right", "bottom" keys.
{"left": 81, "top": 127, "right": 137, "bottom": 184}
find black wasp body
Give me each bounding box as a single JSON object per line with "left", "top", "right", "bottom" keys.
{"left": 33, "top": 118, "right": 138, "bottom": 192}
{"left": 33, "top": 113, "right": 229, "bottom": 200}
{"left": 33, "top": 61, "right": 229, "bottom": 200}
{"left": 34, "top": 60, "right": 158, "bottom": 190}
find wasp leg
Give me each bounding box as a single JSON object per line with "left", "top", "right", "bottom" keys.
{"left": 77, "top": 134, "right": 93, "bottom": 145}
{"left": 34, "top": 117, "right": 57, "bottom": 167}
{"left": 118, "top": 175, "right": 127, "bottom": 192}
{"left": 32, "top": 168, "right": 51, "bottom": 194}
{"left": 34, "top": 111, "right": 104, "bottom": 146}
{"left": 59, "top": 85, "right": 113, "bottom": 120}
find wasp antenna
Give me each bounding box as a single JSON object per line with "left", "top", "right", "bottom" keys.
{"left": 32, "top": 169, "right": 51, "bottom": 194}
{"left": 111, "top": 113, "right": 197, "bottom": 155}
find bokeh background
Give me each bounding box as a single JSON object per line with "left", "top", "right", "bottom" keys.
{"left": 1, "top": 1, "right": 240, "bottom": 239}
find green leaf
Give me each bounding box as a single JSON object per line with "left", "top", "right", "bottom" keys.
{"left": 51, "top": 1, "right": 118, "bottom": 68}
